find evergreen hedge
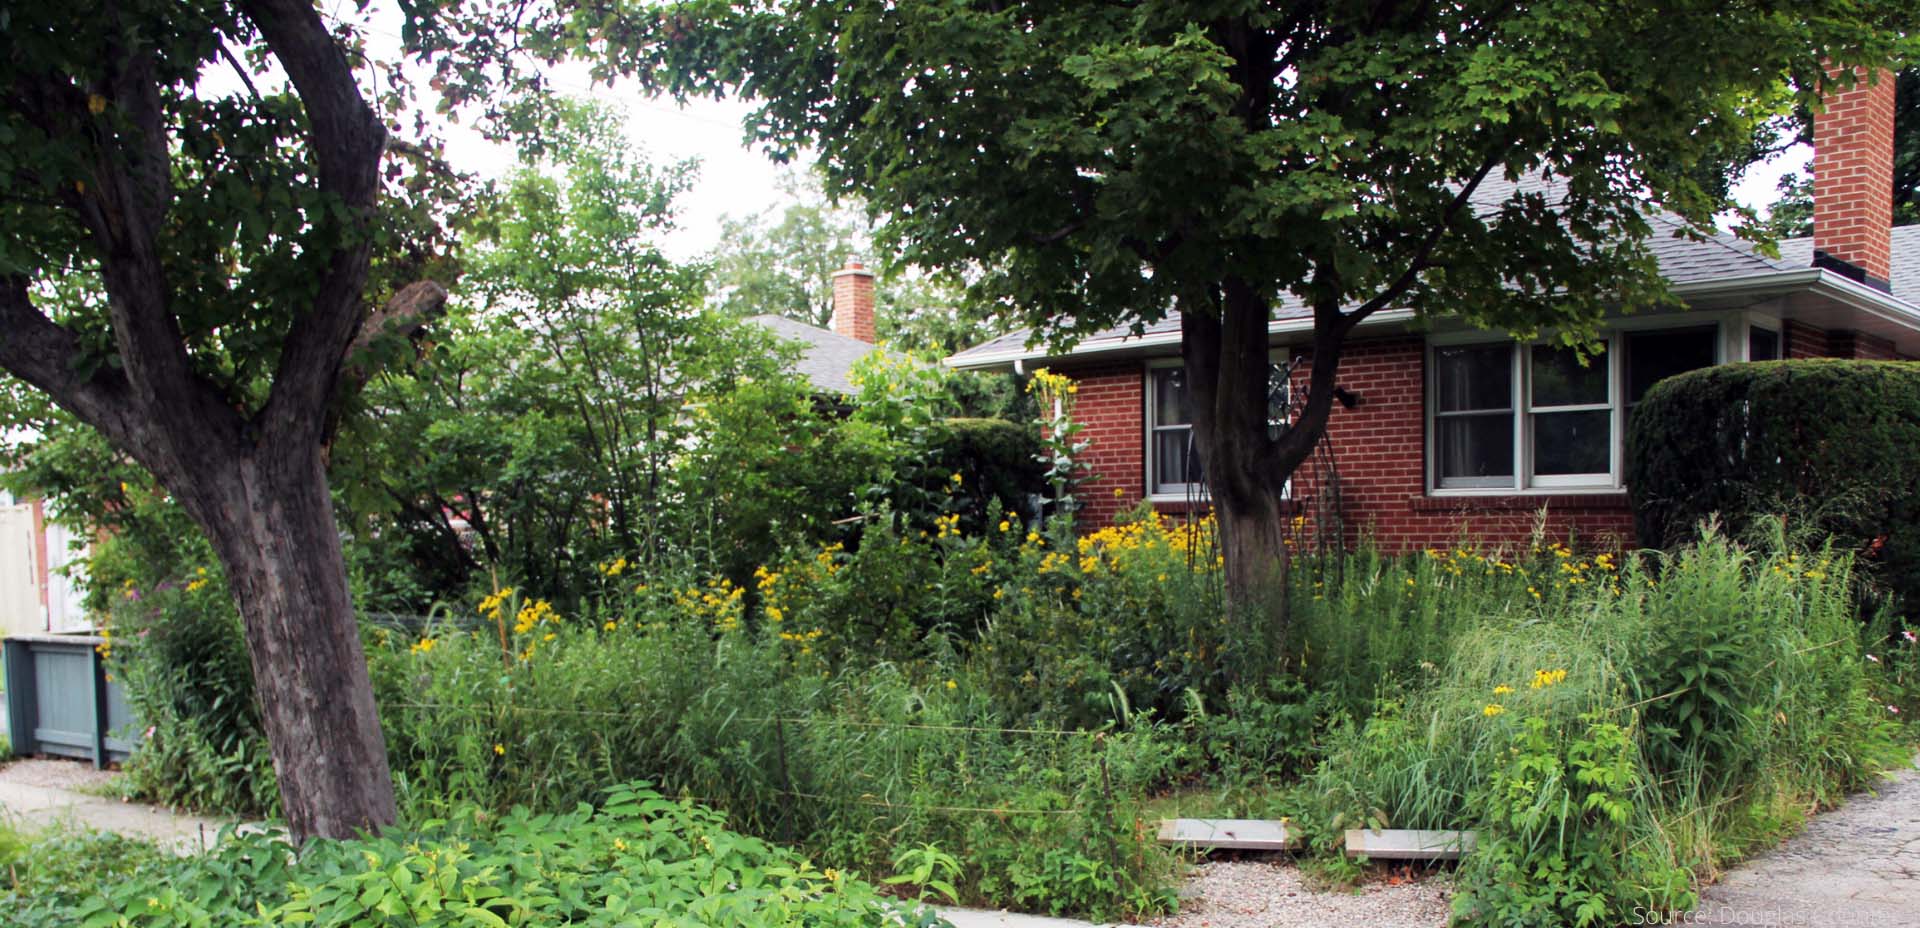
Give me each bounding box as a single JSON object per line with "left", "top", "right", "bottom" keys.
{"left": 1625, "top": 359, "right": 1920, "bottom": 610}
{"left": 921, "top": 417, "right": 1048, "bottom": 528}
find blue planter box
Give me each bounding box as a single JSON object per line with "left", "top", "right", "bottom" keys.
{"left": 3, "top": 634, "right": 136, "bottom": 767}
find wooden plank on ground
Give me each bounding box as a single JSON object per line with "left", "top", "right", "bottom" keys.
{"left": 1156, "top": 818, "right": 1297, "bottom": 851}
{"left": 1343, "top": 828, "right": 1475, "bottom": 860}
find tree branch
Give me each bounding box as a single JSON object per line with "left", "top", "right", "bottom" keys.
{"left": 339, "top": 280, "right": 450, "bottom": 390}
{"left": 244, "top": 0, "right": 390, "bottom": 443}
{"left": 1337, "top": 149, "right": 1508, "bottom": 331}
{"left": 0, "top": 276, "right": 140, "bottom": 454}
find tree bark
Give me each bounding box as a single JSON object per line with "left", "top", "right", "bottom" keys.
{"left": 1182, "top": 279, "right": 1303, "bottom": 676}
{"left": 185, "top": 443, "right": 398, "bottom": 840}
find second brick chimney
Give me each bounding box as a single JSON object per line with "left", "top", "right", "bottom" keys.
{"left": 1813, "top": 66, "right": 1897, "bottom": 287}
{"left": 831, "top": 260, "right": 877, "bottom": 343}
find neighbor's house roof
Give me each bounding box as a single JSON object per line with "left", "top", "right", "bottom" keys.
{"left": 745, "top": 313, "right": 879, "bottom": 395}
{"left": 947, "top": 175, "right": 1920, "bottom": 370}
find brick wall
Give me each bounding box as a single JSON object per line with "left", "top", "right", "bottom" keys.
{"left": 1057, "top": 336, "right": 1635, "bottom": 553}
{"left": 1784, "top": 320, "right": 1830, "bottom": 359}
{"left": 1059, "top": 362, "right": 1145, "bottom": 527}
{"left": 1783, "top": 320, "right": 1898, "bottom": 360}
{"left": 1827, "top": 330, "right": 1897, "bottom": 360}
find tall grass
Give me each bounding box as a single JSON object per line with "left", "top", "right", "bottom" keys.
{"left": 368, "top": 615, "right": 1184, "bottom": 920}
{"left": 1302, "top": 530, "right": 1906, "bottom": 923}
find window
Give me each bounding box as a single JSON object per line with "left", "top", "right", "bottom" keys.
{"left": 1146, "top": 361, "right": 1293, "bottom": 497}
{"left": 1748, "top": 324, "right": 1781, "bottom": 361}
{"left": 1433, "top": 345, "right": 1514, "bottom": 486}
{"left": 1149, "top": 367, "right": 1201, "bottom": 495}
{"left": 1430, "top": 325, "right": 1719, "bottom": 492}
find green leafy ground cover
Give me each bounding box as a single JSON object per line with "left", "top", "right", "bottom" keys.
{"left": 0, "top": 784, "right": 942, "bottom": 928}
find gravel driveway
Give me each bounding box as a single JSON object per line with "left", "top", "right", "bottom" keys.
{"left": 1692, "top": 757, "right": 1920, "bottom": 927}
{"left": 1144, "top": 858, "right": 1451, "bottom": 928}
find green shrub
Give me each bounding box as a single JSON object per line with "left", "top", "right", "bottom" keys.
{"left": 916, "top": 417, "right": 1047, "bottom": 536}
{"left": 3, "top": 785, "right": 939, "bottom": 928}
{"left": 106, "top": 564, "right": 279, "bottom": 818}
{"left": 1453, "top": 715, "right": 1693, "bottom": 927}
{"left": 1627, "top": 359, "right": 1920, "bottom": 612}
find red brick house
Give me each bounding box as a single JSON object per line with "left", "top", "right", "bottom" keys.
{"left": 945, "top": 75, "right": 1920, "bottom": 552}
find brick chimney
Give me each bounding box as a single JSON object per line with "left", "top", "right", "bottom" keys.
{"left": 830, "top": 259, "right": 877, "bottom": 343}
{"left": 1813, "top": 66, "right": 1897, "bottom": 287}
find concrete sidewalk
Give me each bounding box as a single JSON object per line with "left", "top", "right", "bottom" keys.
{"left": 0, "top": 758, "right": 234, "bottom": 853}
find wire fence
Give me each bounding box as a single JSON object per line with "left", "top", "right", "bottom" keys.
{"left": 377, "top": 697, "right": 1129, "bottom": 819}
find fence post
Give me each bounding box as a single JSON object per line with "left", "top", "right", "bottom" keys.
{"left": 773, "top": 714, "right": 796, "bottom": 843}
{"left": 88, "top": 643, "right": 107, "bottom": 769}
{"left": 3, "top": 638, "right": 31, "bottom": 756}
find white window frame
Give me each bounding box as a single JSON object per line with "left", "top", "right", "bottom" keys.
{"left": 1145, "top": 360, "right": 1204, "bottom": 500}
{"left": 1144, "top": 354, "right": 1295, "bottom": 502}
{"left": 1427, "top": 315, "right": 1731, "bottom": 496}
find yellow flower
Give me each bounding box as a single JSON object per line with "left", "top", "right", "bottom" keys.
{"left": 998, "top": 520, "right": 1012, "bottom": 532}
{"left": 603, "top": 621, "right": 618, "bottom": 631}
{"left": 186, "top": 578, "right": 207, "bottom": 592}
{"left": 410, "top": 637, "right": 437, "bottom": 654}
{"left": 1113, "top": 487, "right": 1126, "bottom": 498}
{"left": 614, "top": 838, "right": 628, "bottom": 851}
{"left": 1493, "top": 685, "right": 1514, "bottom": 696}
{"left": 1483, "top": 704, "right": 1506, "bottom": 717}
{"left": 493, "top": 743, "right": 505, "bottom": 755}
{"left": 824, "top": 868, "right": 841, "bottom": 883}
{"left": 1530, "top": 668, "right": 1568, "bottom": 690}
{"left": 950, "top": 471, "right": 964, "bottom": 485}
{"left": 945, "top": 679, "right": 958, "bottom": 690}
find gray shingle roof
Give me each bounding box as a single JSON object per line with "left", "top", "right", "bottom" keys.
{"left": 744, "top": 314, "right": 879, "bottom": 395}
{"left": 948, "top": 173, "right": 1819, "bottom": 367}
{"left": 1776, "top": 225, "right": 1920, "bottom": 303}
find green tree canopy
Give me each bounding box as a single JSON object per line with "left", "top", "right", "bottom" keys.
{"left": 479, "top": 0, "right": 1918, "bottom": 648}
{"left": 0, "top": 0, "right": 468, "bottom": 839}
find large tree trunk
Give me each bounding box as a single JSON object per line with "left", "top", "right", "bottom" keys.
{"left": 1213, "top": 489, "right": 1292, "bottom": 670}
{"left": 187, "top": 445, "right": 397, "bottom": 841}
{"left": 1182, "top": 279, "right": 1351, "bottom": 679}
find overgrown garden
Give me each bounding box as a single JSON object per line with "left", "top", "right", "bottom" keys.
{"left": 4, "top": 3, "right": 1920, "bottom": 926}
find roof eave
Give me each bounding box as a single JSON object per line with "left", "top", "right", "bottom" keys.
{"left": 944, "top": 309, "right": 1417, "bottom": 371}
{"left": 945, "top": 269, "right": 1920, "bottom": 372}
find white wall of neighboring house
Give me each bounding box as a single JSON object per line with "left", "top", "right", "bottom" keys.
{"left": 45, "top": 520, "right": 89, "bottom": 631}
{"left": 0, "top": 488, "right": 93, "bottom": 636}
{"left": 0, "top": 498, "right": 41, "bottom": 636}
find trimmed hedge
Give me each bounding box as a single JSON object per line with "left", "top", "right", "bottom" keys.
{"left": 1626, "top": 359, "right": 1920, "bottom": 609}
{"left": 921, "top": 417, "right": 1048, "bottom": 530}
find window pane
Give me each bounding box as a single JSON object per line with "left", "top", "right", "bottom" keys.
{"left": 1532, "top": 409, "right": 1610, "bottom": 475}
{"left": 1152, "top": 428, "right": 1201, "bottom": 490}
{"left": 1749, "top": 326, "right": 1781, "bottom": 361}
{"left": 1530, "top": 345, "right": 1607, "bottom": 407}
{"left": 1627, "top": 327, "right": 1717, "bottom": 404}
{"left": 1436, "top": 414, "right": 1514, "bottom": 482}
{"left": 1434, "top": 345, "right": 1512, "bottom": 412}
{"left": 1153, "top": 368, "right": 1190, "bottom": 425}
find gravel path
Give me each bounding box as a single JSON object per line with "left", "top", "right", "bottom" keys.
{"left": 1693, "top": 757, "right": 1920, "bottom": 927}
{"left": 1145, "top": 859, "right": 1450, "bottom": 928}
